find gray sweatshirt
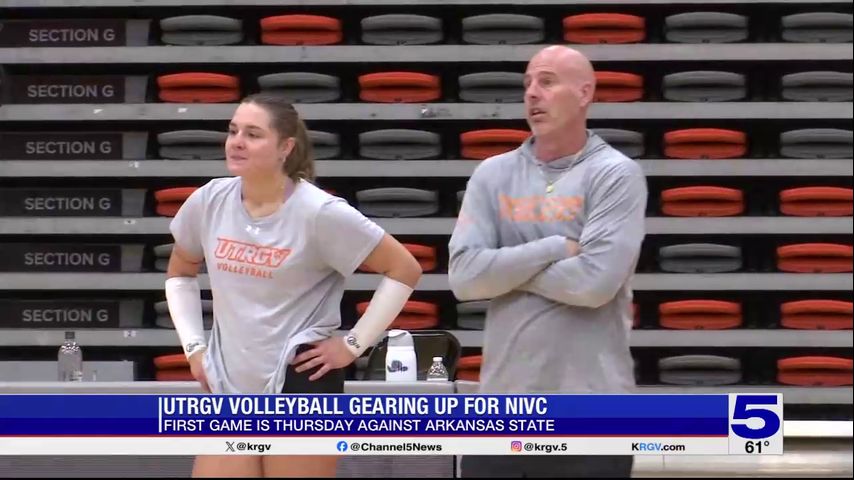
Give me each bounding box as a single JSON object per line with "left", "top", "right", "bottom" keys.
{"left": 448, "top": 132, "right": 647, "bottom": 394}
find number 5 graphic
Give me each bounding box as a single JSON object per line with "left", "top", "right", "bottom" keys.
{"left": 731, "top": 395, "right": 781, "bottom": 439}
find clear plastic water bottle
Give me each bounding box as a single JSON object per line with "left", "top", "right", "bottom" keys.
{"left": 426, "top": 356, "right": 449, "bottom": 382}
{"left": 58, "top": 331, "right": 83, "bottom": 382}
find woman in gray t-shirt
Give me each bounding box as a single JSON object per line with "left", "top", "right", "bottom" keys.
{"left": 165, "top": 93, "right": 422, "bottom": 477}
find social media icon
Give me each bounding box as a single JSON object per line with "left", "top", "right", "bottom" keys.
{"left": 511, "top": 441, "right": 522, "bottom": 452}
{"left": 337, "top": 441, "right": 348, "bottom": 452}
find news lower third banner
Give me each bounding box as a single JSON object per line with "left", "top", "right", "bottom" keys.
{"left": 0, "top": 394, "right": 783, "bottom": 456}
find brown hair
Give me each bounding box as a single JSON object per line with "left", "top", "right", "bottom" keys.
{"left": 240, "top": 92, "right": 315, "bottom": 182}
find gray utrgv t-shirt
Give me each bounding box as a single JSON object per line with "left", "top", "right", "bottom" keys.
{"left": 170, "top": 177, "right": 385, "bottom": 394}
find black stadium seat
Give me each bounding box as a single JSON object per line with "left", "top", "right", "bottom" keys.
{"left": 461, "top": 14, "right": 544, "bottom": 45}
{"left": 309, "top": 130, "right": 341, "bottom": 160}
{"left": 157, "top": 130, "right": 225, "bottom": 160}
{"left": 256, "top": 72, "right": 341, "bottom": 103}
{"left": 779, "top": 128, "right": 853, "bottom": 159}
{"left": 781, "top": 71, "right": 853, "bottom": 102}
{"left": 658, "top": 355, "right": 742, "bottom": 385}
{"left": 592, "top": 128, "right": 645, "bottom": 158}
{"left": 662, "top": 71, "right": 747, "bottom": 102}
{"left": 456, "top": 301, "right": 487, "bottom": 330}
{"left": 664, "top": 12, "right": 748, "bottom": 43}
{"left": 658, "top": 243, "right": 743, "bottom": 273}
{"left": 781, "top": 12, "right": 853, "bottom": 43}
{"left": 358, "top": 129, "right": 441, "bottom": 160}
{"left": 458, "top": 72, "right": 524, "bottom": 103}
{"left": 360, "top": 14, "right": 443, "bottom": 45}
{"left": 355, "top": 188, "right": 440, "bottom": 217}
{"left": 159, "top": 15, "right": 243, "bottom": 46}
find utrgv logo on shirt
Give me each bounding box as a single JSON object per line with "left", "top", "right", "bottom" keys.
{"left": 214, "top": 237, "right": 291, "bottom": 280}
{"left": 214, "top": 237, "right": 291, "bottom": 267}
{"left": 499, "top": 193, "right": 583, "bottom": 223}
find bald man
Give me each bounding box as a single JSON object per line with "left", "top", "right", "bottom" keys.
{"left": 448, "top": 46, "right": 647, "bottom": 477}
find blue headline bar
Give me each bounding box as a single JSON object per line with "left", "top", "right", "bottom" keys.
{"left": 0, "top": 394, "right": 730, "bottom": 437}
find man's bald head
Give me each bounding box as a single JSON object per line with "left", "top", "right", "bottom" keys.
{"left": 524, "top": 46, "right": 597, "bottom": 147}
{"left": 528, "top": 45, "right": 596, "bottom": 91}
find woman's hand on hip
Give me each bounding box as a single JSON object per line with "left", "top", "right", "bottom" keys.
{"left": 188, "top": 348, "right": 211, "bottom": 392}
{"left": 291, "top": 337, "right": 357, "bottom": 381}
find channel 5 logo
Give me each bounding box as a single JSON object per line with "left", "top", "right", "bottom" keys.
{"left": 728, "top": 394, "right": 782, "bottom": 439}
{"left": 510, "top": 441, "right": 522, "bottom": 452}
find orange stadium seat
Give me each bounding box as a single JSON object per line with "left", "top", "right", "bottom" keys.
{"left": 358, "top": 72, "right": 441, "bottom": 103}
{"left": 563, "top": 13, "right": 646, "bottom": 44}
{"left": 658, "top": 300, "right": 743, "bottom": 329}
{"left": 777, "top": 356, "right": 853, "bottom": 386}
{"left": 455, "top": 355, "right": 482, "bottom": 381}
{"left": 663, "top": 128, "right": 748, "bottom": 159}
{"left": 403, "top": 243, "right": 438, "bottom": 271}
{"left": 260, "top": 14, "right": 342, "bottom": 45}
{"left": 660, "top": 186, "right": 745, "bottom": 216}
{"left": 360, "top": 243, "right": 437, "bottom": 272}
{"left": 154, "top": 187, "right": 198, "bottom": 203}
{"left": 776, "top": 243, "right": 853, "bottom": 273}
{"left": 153, "top": 353, "right": 188, "bottom": 370}
{"left": 155, "top": 187, "right": 198, "bottom": 217}
{"left": 156, "top": 369, "right": 195, "bottom": 381}
{"left": 594, "top": 71, "right": 644, "bottom": 102}
{"left": 779, "top": 186, "right": 853, "bottom": 216}
{"left": 154, "top": 354, "right": 195, "bottom": 381}
{"left": 780, "top": 299, "right": 853, "bottom": 330}
{"left": 157, "top": 72, "right": 240, "bottom": 103}
{"left": 155, "top": 203, "right": 183, "bottom": 217}
{"left": 460, "top": 129, "right": 530, "bottom": 160}
{"left": 356, "top": 300, "right": 440, "bottom": 330}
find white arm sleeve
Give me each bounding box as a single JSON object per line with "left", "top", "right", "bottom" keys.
{"left": 164, "top": 276, "right": 207, "bottom": 358}
{"left": 343, "top": 276, "right": 414, "bottom": 356}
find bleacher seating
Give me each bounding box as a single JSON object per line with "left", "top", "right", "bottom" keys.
{"left": 0, "top": 0, "right": 851, "bottom": 432}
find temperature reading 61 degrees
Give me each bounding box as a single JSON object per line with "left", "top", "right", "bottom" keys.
{"left": 728, "top": 394, "right": 783, "bottom": 455}
{"left": 745, "top": 440, "right": 771, "bottom": 454}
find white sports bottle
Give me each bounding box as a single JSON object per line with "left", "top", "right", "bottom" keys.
{"left": 384, "top": 329, "right": 417, "bottom": 382}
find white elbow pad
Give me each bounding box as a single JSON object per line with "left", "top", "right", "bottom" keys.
{"left": 164, "top": 276, "right": 207, "bottom": 358}
{"left": 344, "top": 276, "right": 414, "bottom": 356}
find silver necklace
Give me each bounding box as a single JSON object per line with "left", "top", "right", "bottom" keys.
{"left": 536, "top": 147, "right": 584, "bottom": 194}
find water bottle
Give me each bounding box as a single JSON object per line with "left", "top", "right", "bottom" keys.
{"left": 426, "top": 357, "right": 449, "bottom": 382}
{"left": 384, "top": 329, "right": 417, "bottom": 382}
{"left": 58, "top": 331, "right": 83, "bottom": 382}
